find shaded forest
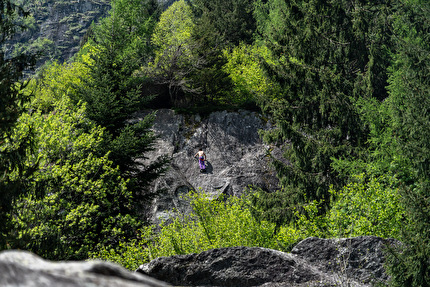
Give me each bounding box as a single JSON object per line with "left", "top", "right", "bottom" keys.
{"left": 2, "top": 0, "right": 430, "bottom": 285}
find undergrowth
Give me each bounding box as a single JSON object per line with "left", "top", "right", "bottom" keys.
{"left": 91, "top": 176, "right": 404, "bottom": 271}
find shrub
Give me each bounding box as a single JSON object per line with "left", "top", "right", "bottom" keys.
{"left": 327, "top": 174, "right": 404, "bottom": 239}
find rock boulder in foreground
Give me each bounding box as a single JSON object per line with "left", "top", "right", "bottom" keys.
{"left": 0, "top": 250, "right": 169, "bottom": 287}
{"left": 138, "top": 236, "right": 397, "bottom": 287}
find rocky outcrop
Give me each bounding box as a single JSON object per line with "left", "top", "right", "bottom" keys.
{"left": 137, "top": 236, "right": 396, "bottom": 287}
{"left": 1, "top": 237, "right": 396, "bottom": 287}
{"left": 0, "top": 250, "right": 169, "bottom": 287}
{"left": 8, "top": 0, "right": 111, "bottom": 70}
{"left": 9, "top": 0, "right": 177, "bottom": 72}
{"left": 135, "top": 109, "right": 280, "bottom": 223}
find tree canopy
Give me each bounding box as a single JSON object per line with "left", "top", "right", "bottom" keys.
{"left": 0, "top": 0, "right": 36, "bottom": 249}
{"left": 2, "top": 2, "right": 430, "bottom": 285}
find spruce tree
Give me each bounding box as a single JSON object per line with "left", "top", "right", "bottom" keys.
{"left": 0, "top": 0, "right": 36, "bottom": 248}
{"left": 384, "top": 1, "right": 430, "bottom": 286}
{"left": 252, "top": 0, "right": 393, "bottom": 226}
{"left": 75, "top": 0, "right": 168, "bottom": 205}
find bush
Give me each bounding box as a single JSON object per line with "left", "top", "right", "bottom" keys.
{"left": 327, "top": 175, "right": 404, "bottom": 239}
{"left": 93, "top": 189, "right": 290, "bottom": 269}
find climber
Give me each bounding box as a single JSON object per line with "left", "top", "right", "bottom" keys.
{"left": 194, "top": 148, "right": 207, "bottom": 173}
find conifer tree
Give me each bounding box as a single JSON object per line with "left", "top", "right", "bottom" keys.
{"left": 252, "top": 0, "right": 393, "bottom": 226}
{"left": 188, "top": 0, "right": 257, "bottom": 102}
{"left": 384, "top": 1, "right": 430, "bottom": 285}
{"left": 0, "top": 0, "right": 36, "bottom": 248}
{"left": 75, "top": 0, "right": 167, "bottom": 204}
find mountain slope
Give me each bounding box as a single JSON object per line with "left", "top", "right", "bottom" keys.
{"left": 9, "top": 0, "right": 111, "bottom": 70}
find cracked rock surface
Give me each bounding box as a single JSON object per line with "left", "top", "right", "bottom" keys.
{"left": 135, "top": 109, "right": 280, "bottom": 224}
{"left": 137, "top": 236, "right": 397, "bottom": 287}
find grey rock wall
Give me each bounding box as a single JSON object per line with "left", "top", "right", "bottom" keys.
{"left": 137, "top": 236, "right": 397, "bottom": 287}
{"left": 135, "top": 109, "right": 280, "bottom": 224}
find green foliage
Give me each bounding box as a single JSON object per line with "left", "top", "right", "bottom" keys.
{"left": 251, "top": 0, "right": 393, "bottom": 226}
{"left": 28, "top": 54, "right": 92, "bottom": 112}
{"left": 381, "top": 1, "right": 430, "bottom": 286}
{"left": 144, "top": 0, "right": 201, "bottom": 106}
{"left": 75, "top": 1, "right": 168, "bottom": 202}
{"left": 187, "top": 0, "right": 258, "bottom": 103}
{"left": 6, "top": 97, "right": 141, "bottom": 260}
{"left": 93, "top": 190, "right": 287, "bottom": 270}
{"left": 1, "top": 0, "right": 36, "bottom": 249}
{"left": 327, "top": 175, "right": 404, "bottom": 239}
{"left": 222, "top": 43, "right": 279, "bottom": 106}
{"left": 76, "top": 0, "right": 158, "bottom": 130}
{"left": 152, "top": 0, "right": 193, "bottom": 52}
{"left": 190, "top": 0, "right": 256, "bottom": 47}
{"left": 109, "top": 0, "right": 160, "bottom": 58}
{"left": 153, "top": 190, "right": 278, "bottom": 255}
{"left": 90, "top": 227, "right": 153, "bottom": 271}
{"left": 275, "top": 174, "right": 404, "bottom": 251}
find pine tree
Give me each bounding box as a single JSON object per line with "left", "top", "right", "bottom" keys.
{"left": 0, "top": 0, "right": 36, "bottom": 248}
{"left": 252, "top": 0, "right": 393, "bottom": 226}
{"left": 75, "top": 0, "right": 168, "bottom": 205}
{"left": 384, "top": 1, "right": 430, "bottom": 285}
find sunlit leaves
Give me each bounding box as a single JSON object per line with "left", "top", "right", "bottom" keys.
{"left": 7, "top": 97, "right": 140, "bottom": 260}
{"left": 145, "top": 0, "right": 202, "bottom": 105}
{"left": 222, "top": 43, "right": 280, "bottom": 105}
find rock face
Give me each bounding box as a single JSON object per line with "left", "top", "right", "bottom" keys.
{"left": 0, "top": 250, "right": 169, "bottom": 287}
{"left": 137, "top": 236, "right": 396, "bottom": 287}
{"left": 135, "top": 109, "right": 280, "bottom": 223}
{"left": 9, "top": 0, "right": 177, "bottom": 72}
{"left": 8, "top": 0, "right": 111, "bottom": 70}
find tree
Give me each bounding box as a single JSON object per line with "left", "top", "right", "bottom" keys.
{"left": 145, "top": 0, "right": 203, "bottom": 106}
{"left": 383, "top": 1, "right": 430, "bottom": 285}
{"left": 188, "top": 0, "right": 258, "bottom": 103}
{"left": 222, "top": 43, "right": 280, "bottom": 106}
{"left": 0, "top": 0, "right": 36, "bottom": 249}
{"left": 75, "top": 0, "right": 168, "bottom": 204}
{"left": 7, "top": 97, "right": 140, "bottom": 260}
{"left": 190, "top": 0, "right": 256, "bottom": 47}
{"left": 251, "top": 0, "right": 393, "bottom": 226}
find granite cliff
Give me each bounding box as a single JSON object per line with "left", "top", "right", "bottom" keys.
{"left": 8, "top": 0, "right": 177, "bottom": 72}
{"left": 134, "top": 109, "right": 280, "bottom": 224}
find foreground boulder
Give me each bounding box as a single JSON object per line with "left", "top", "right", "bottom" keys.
{"left": 137, "top": 236, "right": 396, "bottom": 287}
{"left": 0, "top": 250, "right": 169, "bottom": 287}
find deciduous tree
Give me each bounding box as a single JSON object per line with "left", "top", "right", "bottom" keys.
{"left": 145, "top": 0, "right": 203, "bottom": 106}
{"left": 7, "top": 98, "right": 139, "bottom": 260}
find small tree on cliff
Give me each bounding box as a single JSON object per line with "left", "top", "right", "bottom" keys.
{"left": 144, "top": 0, "right": 204, "bottom": 106}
